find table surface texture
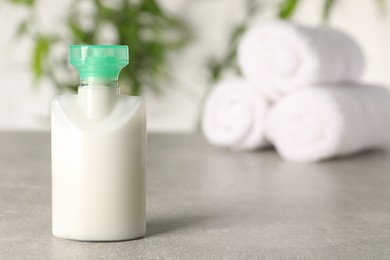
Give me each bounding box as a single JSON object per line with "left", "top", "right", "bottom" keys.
{"left": 1, "top": 132, "right": 390, "bottom": 259}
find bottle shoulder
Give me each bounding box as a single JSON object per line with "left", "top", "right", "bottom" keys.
{"left": 51, "top": 94, "right": 145, "bottom": 130}
{"left": 52, "top": 94, "right": 144, "bottom": 106}
{"left": 52, "top": 95, "right": 144, "bottom": 114}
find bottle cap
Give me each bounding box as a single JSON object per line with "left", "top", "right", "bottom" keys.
{"left": 69, "top": 45, "right": 129, "bottom": 81}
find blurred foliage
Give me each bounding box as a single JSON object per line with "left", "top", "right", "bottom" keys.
{"left": 278, "top": 0, "right": 337, "bottom": 21}
{"left": 322, "top": 0, "right": 336, "bottom": 20}
{"left": 4, "top": 0, "right": 387, "bottom": 97}
{"left": 6, "top": 0, "right": 191, "bottom": 95}
{"left": 278, "top": 0, "right": 299, "bottom": 19}
{"left": 207, "top": 0, "right": 261, "bottom": 84}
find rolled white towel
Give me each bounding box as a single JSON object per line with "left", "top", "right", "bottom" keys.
{"left": 266, "top": 84, "right": 390, "bottom": 162}
{"left": 202, "top": 78, "right": 269, "bottom": 151}
{"left": 238, "top": 20, "right": 365, "bottom": 100}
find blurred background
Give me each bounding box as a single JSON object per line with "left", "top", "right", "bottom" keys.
{"left": 0, "top": 0, "right": 389, "bottom": 132}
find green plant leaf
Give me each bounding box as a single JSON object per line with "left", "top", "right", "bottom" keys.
{"left": 247, "top": 0, "right": 261, "bottom": 16}
{"left": 375, "top": 0, "right": 387, "bottom": 15}
{"left": 230, "top": 24, "right": 246, "bottom": 44}
{"left": 7, "top": 0, "right": 35, "bottom": 6}
{"left": 16, "top": 21, "right": 28, "bottom": 37}
{"left": 140, "top": 0, "right": 163, "bottom": 16}
{"left": 67, "top": 19, "right": 94, "bottom": 44}
{"left": 323, "top": 0, "right": 336, "bottom": 21}
{"left": 278, "top": 0, "right": 300, "bottom": 19}
{"left": 32, "top": 36, "right": 52, "bottom": 81}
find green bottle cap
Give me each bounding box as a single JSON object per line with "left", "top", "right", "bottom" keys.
{"left": 69, "top": 45, "right": 129, "bottom": 82}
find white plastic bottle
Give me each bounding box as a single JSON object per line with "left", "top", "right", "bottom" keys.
{"left": 51, "top": 45, "right": 146, "bottom": 241}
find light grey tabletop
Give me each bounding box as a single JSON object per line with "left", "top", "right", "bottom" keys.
{"left": 1, "top": 132, "right": 390, "bottom": 259}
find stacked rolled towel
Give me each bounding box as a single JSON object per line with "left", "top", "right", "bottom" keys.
{"left": 202, "top": 20, "right": 390, "bottom": 163}
{"left": 202, "top": 78, "right": 269, "bottom": 151}
{"left": 237, "top": 20, "right": 365, "bottom": 100}
{"left": 266, "top": 84, "right": 390, "bottom": 162}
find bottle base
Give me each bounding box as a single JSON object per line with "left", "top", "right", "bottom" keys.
{"left": 53, "top": 230, "right": 145, "bottom": 242}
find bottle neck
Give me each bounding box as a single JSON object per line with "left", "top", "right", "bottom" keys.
{"left": 80, "top": 80, "right": 119, "bottom": 88}
{"left": 78, "top": 80, "right": 119, "bottom": 120}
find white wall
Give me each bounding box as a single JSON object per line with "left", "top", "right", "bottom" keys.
{"left": 1, "top": 0, "right": 390, "bottom": 132}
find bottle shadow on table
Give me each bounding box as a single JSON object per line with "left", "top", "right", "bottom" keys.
{"left": 146, "top": 213, "right": 213, "bottom": 237}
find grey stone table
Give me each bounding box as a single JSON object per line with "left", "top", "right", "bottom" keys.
{"left": 1, "top": 132, "right": 390, "bottom": 259}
